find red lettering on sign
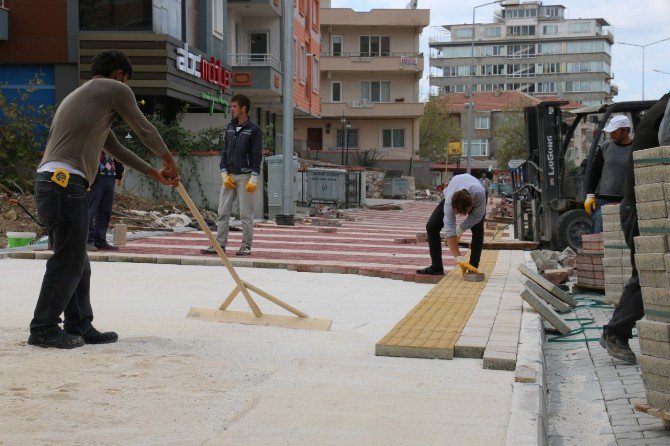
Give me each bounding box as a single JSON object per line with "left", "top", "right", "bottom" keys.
{"left": 200, "top": 56, "right": 231, "bottom": 93}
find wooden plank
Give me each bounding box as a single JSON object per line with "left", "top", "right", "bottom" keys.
{"left": 186, "top": 308, "right": 332, "bottom": 331}
{"left": 520, "top": 289, "right": 571, "bottom": 335}
{"left": 518, "top": 264, "right": 577, "bottom": 307}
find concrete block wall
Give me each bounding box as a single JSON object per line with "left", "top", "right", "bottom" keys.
{"left": 632, "top": 146, "right": 670, "bottom": 411}
{"left": 601, "top": 204, "right": 632, "bottom": 306}
{"left": 576, "top": 233, "right": 604, "bottom": 289}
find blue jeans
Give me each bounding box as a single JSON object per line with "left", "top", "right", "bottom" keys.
{"left": 30, "top": 179, "right": 94, "bottom": 333}
{"left": 87, "top": 175, "right": 116, "bottom": 244}
{"left": 591, "top": 198, "right": 619, "bottom": 233}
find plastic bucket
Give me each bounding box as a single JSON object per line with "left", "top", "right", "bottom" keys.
{"left": 6, "top": 232, "right": 37, "bottom": 248}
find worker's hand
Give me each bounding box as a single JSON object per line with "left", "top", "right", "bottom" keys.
{"left": 456, "top": 256, "right": 480, "bottom": 274}
{"left": 584, "top": 194, "right": 597, "bottom": 215}
{"left": 222, "top": 172, "right": 236, "bottom": 189}
{"left": 147, "top": 168, "right": 179, "bottom": 187}
{"left": 161, "top": 154, "right": 180, "bottom": 181}
{"left": 115, "top": 179, "right": 123, "bottom": 188}
{"left": 246, "top": 175, "right": 258, "bottom": 193}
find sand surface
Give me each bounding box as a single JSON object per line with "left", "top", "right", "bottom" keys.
{"left": 0, "top": 259, "right": 513, "bottom": 445}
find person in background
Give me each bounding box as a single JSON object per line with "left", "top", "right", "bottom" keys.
{"left": 202, "top": 94, "right": 262, "bottom": 257}
{"left": 87, "top": 151, "right": 124, "bottom": 251}
{"left": 417, "top": 173, "right": 486, "bottom": 277}
{"left": 29, "top": 50, "right": 179, "bottom": 349}
{"left": 584, "top": 115, "right": 634, "bottom": 233}
{"left": 479, "top": 172, "right": 491, "bottom": 204}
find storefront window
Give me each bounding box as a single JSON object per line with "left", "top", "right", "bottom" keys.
{"left": 80, "top": 0, "right": 152, "bottom": 31}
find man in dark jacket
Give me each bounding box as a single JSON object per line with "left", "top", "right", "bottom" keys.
{"left": 87, "top": 151, "right": 124, "bottom": 250}
{"left": 599, "top": 93, "right": 670, "bottom": 364}
{"left": 202, "top": 94, "right": 262, "bottom": 256}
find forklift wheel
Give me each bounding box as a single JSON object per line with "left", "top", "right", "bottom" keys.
{"left": 553, "top": 209, "right": 592, "bottom": 252}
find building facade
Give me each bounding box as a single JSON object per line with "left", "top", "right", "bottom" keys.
{"left": 429, "top": 1, "right": 615, "bottom": 107}
{"left": 293, "top": 4, "right": 429, "bottom": 173}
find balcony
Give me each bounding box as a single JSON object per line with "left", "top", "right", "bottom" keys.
{"left": 320, "top": 52, "right": 424, "bottom": 74}
{"left": 227, "top": 0, "right": 281, "bottom": 17}
{"left": 321, "top": 100, "right": 424, "bottom": 119}
{"left": 228, "top": 53, "right": 283, "bottom": 96}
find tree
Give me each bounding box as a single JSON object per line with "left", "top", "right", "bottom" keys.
{"left": 419, "top": 97, "right": 461, "bottom": 161}
{"left": 493, "top": 98, "right": 535, "bottom": 169}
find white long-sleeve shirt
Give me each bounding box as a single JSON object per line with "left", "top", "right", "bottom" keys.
{"left": 443, "top": 174, "right": 486, "bottom": 237}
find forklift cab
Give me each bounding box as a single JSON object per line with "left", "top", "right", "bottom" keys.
{"left": 512, "top": 100, "right": 656, "bottom": 251}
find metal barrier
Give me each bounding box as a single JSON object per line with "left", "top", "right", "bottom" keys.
{"left": 297, "top": 169, "right": 362, "bottom": 208}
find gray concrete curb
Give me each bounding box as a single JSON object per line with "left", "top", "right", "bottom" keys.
{"left": 505, "top": 255, "right": 549, "bottom": 446}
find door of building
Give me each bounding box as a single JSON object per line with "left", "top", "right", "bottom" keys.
{"left": 307, "top": 128, "right": 323, "bottom": 150}
{"left": 250, "top": 30, "right": 269, "bottom": 62}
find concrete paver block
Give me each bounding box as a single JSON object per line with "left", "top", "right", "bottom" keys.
{"left": 637, "top": 201, "right": 668, "bottom": 220}
{"left": 639, "top": 338, "right": 670, "bottom": 361}
{"left": 602, "top": 204, "right": 620, "bottom": 215}
{"left": 635, "top": 183, "right": 666, "bottom": 203}
{"left": 524, "top": 279, "right": 571, "bottom": 313}
{"left": 520, "top": 289, "right": 571, "bottom": 335}
{"left": 518, "top": 264, "right": 576, "bottom": 307}
{"left": 638, "top": 270, "right": 670, "bottom": 289}
{"left": 639, "top": 218, "right": 670, "bottom": 229}
{"left": 635, "top": 253, "right": 666, "bottom": 271}
{"left": 483, "top": 349, "right": 517, "bottom": 371}
{"left": 634, "top": 235, "right": 668, "bottom": 254}
{"left": 640, "top": 354, "right": 670, "bottom": 377}
{"left": 638, "top": 319, "right": 670, "bottom": 343}
{"left": 641, "top": 372, "right": 670, "bottom": 395}
{"left": 645, "top": 389, "right": 670, "bottom": 411}
{"left": 634, "top": 164, "right": 668, "bottom": 185}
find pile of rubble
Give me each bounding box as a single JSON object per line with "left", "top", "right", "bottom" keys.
{"left": 366, "top": 171, "right": 386, "bottom": 199}
{"left": 529, "top": 248, "right": 577, "bottom": 284}
{"left": 489, "top": 198, "right": 514, "bottom": 222}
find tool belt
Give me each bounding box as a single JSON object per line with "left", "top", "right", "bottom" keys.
{"left": 35, "top": 170, "right": 88, "bottom": 188}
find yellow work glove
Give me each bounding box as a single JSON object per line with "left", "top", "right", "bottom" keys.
{"left": 246, "top": 175, "right": 258, "bottom": 193}
{"left": 456, "top": 256, "right": 480, "bottom": 274}
{"left": 584, "top": 194, "right": 597, "bottom": 215}
{"left": 222, "top": 172, "right": 236, "bottom": 189}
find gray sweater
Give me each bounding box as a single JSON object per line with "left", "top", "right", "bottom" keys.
{"left": 38, "top": 78, "right": 169, "bottom": 184}
{"left": 443, "top": 174, "right": 486, "bottom": 237}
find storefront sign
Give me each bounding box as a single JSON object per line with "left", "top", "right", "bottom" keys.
{"left": 176, "top": 43, "right": 231, "bottom": 93}
{"left": 201, "top": 92, "right": 230, "bottom": 116}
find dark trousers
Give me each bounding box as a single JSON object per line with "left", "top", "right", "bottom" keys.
{"left": 88, "top": 175, "right": 116, "bottom": 244}
{"left": 30, "top": 180, "right": 94, "bottom": 333}
{"left": 604, "top": 203, "right": 644, "bottom": 340}
{"left": 426, "top": 199, "right": 485, "bottom": 270}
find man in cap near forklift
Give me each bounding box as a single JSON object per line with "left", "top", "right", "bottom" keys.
{"left": 583, "top": 115, "right": 633, "bottom": 233}
{"left": 417, "top": 173, "right": 486, "bottom": 277}
{"left": 599, "top": 93, "right": 670, "bottom": 364}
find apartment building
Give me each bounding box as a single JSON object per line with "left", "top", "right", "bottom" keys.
{"left": 293, "top": 3, "right": 429, "bottom": 173}
{"left": 429, "top": 1, "right": 615, "bottom": 106}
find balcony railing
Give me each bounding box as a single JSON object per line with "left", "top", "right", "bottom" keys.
{"left": 227, "top": 53, "right": 283, "bottom": 73}
{"left": 320, "top": 52, "right": 422, "bottom": 58}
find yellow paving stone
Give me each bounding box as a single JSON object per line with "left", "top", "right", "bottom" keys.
{"left": 375, "top": 250, "right": 499, "bottom": 359}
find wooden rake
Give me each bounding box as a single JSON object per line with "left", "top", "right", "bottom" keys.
{"left": 176, "top": 183, "right": 332, "bottom": 331}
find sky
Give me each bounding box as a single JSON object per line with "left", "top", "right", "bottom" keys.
{"left": 330, "top": 0, "right": 670, "bottom": 102}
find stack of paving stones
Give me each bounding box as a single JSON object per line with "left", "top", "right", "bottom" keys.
{"left": 601, "top": 204, "right": 633, "bottom": 306}
{"left": 632, "top": 145, "right": 670, "bottom": 418}
{"left": 575, "top": 233, "right": 605, "bottom": 290}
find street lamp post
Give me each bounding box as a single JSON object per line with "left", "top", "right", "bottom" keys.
{"left": 465, "top": 0, "right": 504, "bottom": 175}
{"left": 654, "top": 69, "right": 670, "bottom": 76}
{"left": 340, "top": 116, "right": 346, "bottom": 165}
{"left": 345, "top": 123, "right": 352, "bottom": 165}
{"left": 619, "top": 37, "right": 670, "bottom": 100}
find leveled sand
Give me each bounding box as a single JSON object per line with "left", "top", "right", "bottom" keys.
{"left": 0, "top": 259, "right": 513, "bottom": 445}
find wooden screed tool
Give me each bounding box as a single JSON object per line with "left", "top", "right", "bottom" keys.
{"left": 176, "top": 183, "right": 332, "bottom": 331}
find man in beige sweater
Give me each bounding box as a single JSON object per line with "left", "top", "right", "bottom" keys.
{"left": 29, "top": 50, "right": 179, "bottom": 349}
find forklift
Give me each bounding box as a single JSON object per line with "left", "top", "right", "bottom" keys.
{"left": 510, "top": 99, "right": 656, "bottom": 251}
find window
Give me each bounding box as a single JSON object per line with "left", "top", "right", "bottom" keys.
{"left": 360, "top": 36, "right": 390, "bottom": 56}
{"left": 542, "top": 7, "right": 561, "bottom": 17}
{"left": 505, "top": 8, "right": 537, "bottom": 18}
{"left": 311, "top": 0, "right": 319, "bottom": 30}
{"left": 337, "top": 128, "right": 359, "bottom": 148}
{"left": 569, "top": 21, "right": 591, "bottom": 34}
{"left": 475, "top": 117, "right": 490, "bottom": 129}
{"left": 80, "top": 0, "right": 152, "bottom": 31}
{"left": 443, "top": 46, "right": 471, "bottom": 58}
{"left": 537, "top": 43, "right": 561, "bottom": 55}
{"left": 300, "top": 45, "right": 307, "bottom": 82}
{"left": 507, "top": 25, "right": 535, "bottom": 37}
{"left": 213, "top": 0, "right": 224, "bottom": 37}
{"left": 299, "top": 0, "right": 306, "bottom": 16}
{"left": 382, "top": 129, "right": 405, "bottom": 148}
{"left": 331, "top": 82, "right": 342, "bottom": 102}
{"left": 312, "top": 58, "right": 319, "bottom": 92}
{"left": 485, "top": 27, "right": 501, "bottom": 38}
{"left": 464, "top": 139, "right": 489, "bottom": 156}
{"left": 567, "top": 40, "right": 606, "bottom": 54}
{"left": 332, "top": 35, "right": 343, "bottom": 56}
{"left": 539, "top": 62, "right": 560, "bottom": 74}
{"left": 507, "top": 44, "right": 535, "bottom": 58}
{"left": 537, "top": 82, "right": 557, "bottom": 93}
{"left": 507, "top": 64, "right": 535, "bottom": 77}
{"left": 543, "top": 25, "right": 558, "bottom": 35}
{"left": 482, "top": 64, "right": 505, "bottom": 76}
{"left": 454, "top": 28, "right": 473, "bottom": 39}
{"left": 361, "top": 81, "right": 390, "bottom": 103}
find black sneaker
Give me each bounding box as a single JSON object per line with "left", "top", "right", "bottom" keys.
{"left": 416, "top": 266, "right": 444, "bottom": 276}
{"left": 236, "top": 246, "right": 252, "bottom": 256}
{"left": 599, "top": 331, "right": 636, "bottom": 364}
{"left": 65, "top": 325, "right": 118, "bottom": 344}
{"left": 28, "top": 327, "right": 85, "bottom": 349}
{"left": 201, "top": 245, "right": 225, "bottom": 255}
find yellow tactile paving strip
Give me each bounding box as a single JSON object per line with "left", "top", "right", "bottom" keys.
{"left": 375, "top": 250, "right": 499, "bottom": 360}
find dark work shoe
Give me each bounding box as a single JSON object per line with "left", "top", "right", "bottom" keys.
{"left": 201, "top": 245, "right": 225, "bottom": 255}
{"left": 599, "top": 331, "right": 636, "bottom": 364}
{"left": 236, "top": 246, "right": 251, "bottom": 256}
{"left": 416, "top": 266, "right": 444, "bottom": 276}
{"left": 66, "top": 326, "right": 118, "bottom": 344}
{"left": 94, "top": 242, "right": 119, "bottom": 251}
{"left": 28, "top": 327, "right": 85, "bottom": 349}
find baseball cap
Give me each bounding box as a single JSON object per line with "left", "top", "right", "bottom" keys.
{"left": 603, "top": 115, "right": 631, "bottom": 133}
